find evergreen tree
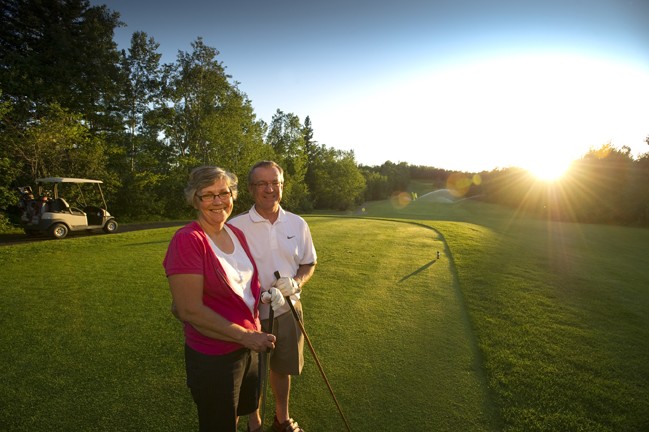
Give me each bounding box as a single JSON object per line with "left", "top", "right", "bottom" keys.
{"left": 303, "top": 115, "right": 317, "bottom": 194}
{"left": 0, "top": 0, "right": 122, "bottom": 130}
{"left": 265, "top": 110, "right": 309, "bottom": 211}
{"left": 118, "top": 31, "right": 165, "bottom": 171}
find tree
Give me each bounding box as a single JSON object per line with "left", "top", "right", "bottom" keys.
{"left": 265, "top": 110, "right": 310, "bottom": 210}
{"left": 0, "top": 0, "right": 122, "bottom": 214}
{"left": 379, "top": 161, "right": 410, "bottom": 192}
{"left": 303, "top": 115, "right": 317, "bottom": 191}
{"left": 117, "top": 31, "right": 165, "bottom": 171}
{"left": 155, "top": 38, "right": 270, "bottom": 217}
{"left": 8, "top": 104, "right": 110, "bottom": 181}
{"left": 564, "top": 144, "right": 636, "bottom": 223}
{"left": 308, "top": 145, "right": 365, "bottom": 210}
{"left": 165, "top": 38, "right": 232, "bottom": 164}
{"left": 0, "top": 95, "right": 20, "bottom": 210}
{"left": 361, "top": 168, "right": 390, "bottom": 201}
{"left": 104, "top": 32, "right": 170, "bottom": 219}
{"left": 630, "top": 152, "right": 649, "bottom": 225}
{"left": 0, "top": 0, "right": 122, "bottom": 130}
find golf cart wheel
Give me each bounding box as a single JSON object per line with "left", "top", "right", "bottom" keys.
{"left": 50, "top": 223, "right": 69, "bottom": 239}
{"left": 103, "top": 219, "right": 118, "bottom": 234}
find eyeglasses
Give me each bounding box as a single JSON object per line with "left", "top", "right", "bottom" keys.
{"left": 196, "top": 190, "right": 232, "bottom": 202}
{"left": 253, "top": 181, "right": 283, "bottom": 190}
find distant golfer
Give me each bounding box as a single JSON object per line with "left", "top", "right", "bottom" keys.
{"left": 230, "top": 160, "right": 317, "bottom": 432}
{"left": 163, "top": 166, "right": 285, "bottom": 431}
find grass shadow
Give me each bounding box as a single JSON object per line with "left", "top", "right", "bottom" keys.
{"left": 399, "top": 259, "right": 437, "bottom": 282}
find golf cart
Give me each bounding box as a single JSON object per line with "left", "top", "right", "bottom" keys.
{"left": 19, "top": 177, "right": 118, "bottom": 239}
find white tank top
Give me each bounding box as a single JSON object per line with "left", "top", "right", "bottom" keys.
{"left": 207, "top": 225, "right": 256, "bottom": 313}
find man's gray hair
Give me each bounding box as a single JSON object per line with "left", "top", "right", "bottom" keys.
{"left": 247, "top": 160, "right": 284, "bottom": 186}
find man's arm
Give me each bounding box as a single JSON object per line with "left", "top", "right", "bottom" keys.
{"left": 294, "top": 263, "right": 316, "bottom": 290}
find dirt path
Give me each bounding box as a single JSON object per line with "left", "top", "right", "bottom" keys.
{"left": 0, "top": 221, "right": 187, "bottom": 247}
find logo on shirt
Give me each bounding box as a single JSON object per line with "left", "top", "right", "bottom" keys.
{"left": 287, "top": 235, "right": 295, "bottom": 239}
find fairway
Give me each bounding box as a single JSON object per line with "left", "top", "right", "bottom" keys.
{"left": 1, "top": 198, "right": 648, "bottom": 431}
{"left": 0, "top": 217, "right": 495, "bottom": 431}
{"left": 290, "top": 217, "right": 497, "bottom": 431}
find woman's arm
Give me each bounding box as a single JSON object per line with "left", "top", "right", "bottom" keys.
{"left": 168, "top": 273, "right": 274, "bottom": 352}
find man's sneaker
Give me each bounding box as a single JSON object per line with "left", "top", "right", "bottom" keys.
{"left": 272, "top": 416, "right": 304, "bottom": 432}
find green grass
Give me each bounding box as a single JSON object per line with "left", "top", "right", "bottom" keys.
{"left": 1, "top": 195, "right": 648, "bottom": 431}
{"left": 443, "top": 219, "right": 649, "bottom": 431}
{"left": 288, "top": 217, "right": 496, "bottom": 431}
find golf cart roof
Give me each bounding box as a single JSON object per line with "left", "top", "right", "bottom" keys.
{"left": 36, "top": 177, "right": 103, "bottom": 184}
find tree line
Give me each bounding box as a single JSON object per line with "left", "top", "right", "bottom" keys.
{"left": 1, "top": 0, "right": 648, "bottom": 230}
{"left": 474, "top": 144, "right": 649, "bottom": 226}
{"left": 0, "top": 0, "right": 375, "bottom": 221}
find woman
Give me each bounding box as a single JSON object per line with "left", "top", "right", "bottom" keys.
{"left": 163, "top": 166, "right": 285, "bottom": 431}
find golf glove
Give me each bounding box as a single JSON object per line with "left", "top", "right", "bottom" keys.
{"left": 261, "top": 288, "right": 285, "bottom": 311}
{"left": 274, "top": 276, "right": 300, "bottom": 296}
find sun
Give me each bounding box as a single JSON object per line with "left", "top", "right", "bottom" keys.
{"left": 525, "top": 160, "right": 572, "bottom": 181}
{"left": 517, "top": 144, "right": 577, "bottom": 182}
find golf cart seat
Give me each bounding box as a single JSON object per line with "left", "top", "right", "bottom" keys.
{"left": 84, "top": 206, "right": 105, "bottom": 225}
{"left": 49, "top": 198, "right": 71, "bottom": 213}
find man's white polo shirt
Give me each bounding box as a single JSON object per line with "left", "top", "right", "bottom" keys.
{"left": 229, "top": 205, "right": 317, "bottom": 319}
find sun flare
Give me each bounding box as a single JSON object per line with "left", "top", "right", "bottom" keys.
{"left": 525, "top": 160, "right": 572, "bottom": 181}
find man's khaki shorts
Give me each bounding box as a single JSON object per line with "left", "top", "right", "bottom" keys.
{"left": 261, "top": 301, "right": 304, "bottom": 375}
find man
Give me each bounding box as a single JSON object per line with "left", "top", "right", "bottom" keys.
{"left": 230, "top": 160, "right": 317, "bottom": 432}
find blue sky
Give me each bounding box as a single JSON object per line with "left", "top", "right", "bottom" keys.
{"left": 92, "top": 0, "right": 649, "bottom": 176}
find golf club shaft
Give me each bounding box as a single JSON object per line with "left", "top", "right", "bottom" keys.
{"left": 260, "top": 295, "right": 275, "bottom": 427}
{"left": 274, "top": 271, "right": 353, "bottom": 432}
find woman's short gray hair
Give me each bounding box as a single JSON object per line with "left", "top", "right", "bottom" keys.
{"left": 184, "top": 166, "right": 238, "bottom": 206}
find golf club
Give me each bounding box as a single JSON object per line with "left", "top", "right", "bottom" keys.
{"left": 274, "top": 271, "right": 353, "bottom": 432}
{"left": 260, "top": 287, "right": 275, "bottom": 429}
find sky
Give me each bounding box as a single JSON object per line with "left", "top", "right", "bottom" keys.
{"left": 91, "top": 0, "right": 649, "bottom": 177}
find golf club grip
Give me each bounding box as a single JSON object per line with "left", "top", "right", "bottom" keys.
{"left": 266, "top": 274, "right": 276, "bottom": 353}
{"left": 266, "top": 307, "right": 274, "bottom": 353}
{"left": 275, "top": 271, "right": 303, "bottom": 324}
